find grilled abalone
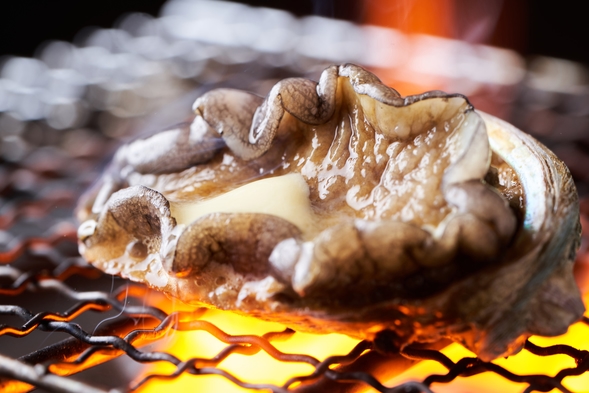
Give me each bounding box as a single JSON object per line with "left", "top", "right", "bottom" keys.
{"left": 77, "top": 64, "right": 583, "bottom": 361}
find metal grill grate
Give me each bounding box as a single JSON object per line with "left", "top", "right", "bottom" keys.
{"left": 2, "top": 1, "right": 589, "bottom": 392}
{"left": 1, "top": 221, "right": 589, "bottom": 392}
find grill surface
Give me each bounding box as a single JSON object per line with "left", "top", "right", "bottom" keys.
{"left": 2, "top": 1, "right": 589, "bottom": 392}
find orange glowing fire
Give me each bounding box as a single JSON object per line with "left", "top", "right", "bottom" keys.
{"left": 135, "top": 210, "right": 589, "bottom": 393}
{"left": 389, "top": 295, "right": 589, "bottom": 393}
{"left": 134, "top": 296, "right": 589, "bottom": 393}
{"left": 136, "top": 299, "right": 361, "bottom": 392}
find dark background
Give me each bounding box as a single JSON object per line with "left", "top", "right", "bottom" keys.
{"left": 0, "top": 0, "right": 587, "bottom": 65}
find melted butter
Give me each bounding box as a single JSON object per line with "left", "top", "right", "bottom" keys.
{"left": 169, "top": 173, "right": 318, "bottom": 237}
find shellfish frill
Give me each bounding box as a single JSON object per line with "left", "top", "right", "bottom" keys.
{"left": 77, "top": 64, "right": 583, "bottom": 361}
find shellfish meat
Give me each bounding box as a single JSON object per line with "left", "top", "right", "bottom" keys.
{"left": 77, "top": 64, "right": 583, "bottom": 361}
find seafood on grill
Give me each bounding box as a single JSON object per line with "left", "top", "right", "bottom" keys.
{"left": 76, "top": 64, "right": 583, "bottom": 361}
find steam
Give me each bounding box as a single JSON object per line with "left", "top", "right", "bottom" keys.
{"left": 312, "top": 0, "right": 335, "bottom": 18}
{"left": 454, "top": 0, "right": 505, "bottom": 44}
{"left": 362, "top": 0, "right": 506, "bottom": 45}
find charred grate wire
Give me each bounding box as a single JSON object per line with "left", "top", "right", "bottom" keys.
{"left": 2, "top": 1, "right": 589, "bottom": 391}
{"left": 1, "top": 147, "right": 589, "bottom": 393}
{"left": 1, "top": 223, "right": 589, "bottom": 393}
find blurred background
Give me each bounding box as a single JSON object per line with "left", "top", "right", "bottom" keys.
{"left": 0, "top": 0, "right": 587, "bottom": 191}
{"left": 0, "top": 0, "right": 585, "bottom": 62}
{"left": 0, "top": 0, "right": 587, "bottom": 63}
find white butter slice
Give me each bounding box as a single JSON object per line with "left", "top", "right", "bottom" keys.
{"left": 169, "top": 173, "right": 316, "bottom": 235}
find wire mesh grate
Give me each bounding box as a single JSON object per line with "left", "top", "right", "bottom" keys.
{"left": 2, "top": 222, "right": 589, "bottom": 393}
{"left": 2, "top": 1, "right": 589, "bottom": 392}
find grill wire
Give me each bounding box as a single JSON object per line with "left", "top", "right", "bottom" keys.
{"left": 2, "top": 1, "right": 589, "bottom": 392}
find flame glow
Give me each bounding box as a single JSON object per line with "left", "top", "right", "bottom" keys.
{"left": 137, "top": 208, "right": 589, "bottom": 392}
{"left": 136, "top": 294, "right": 589, "bottom": 393}
{"left": 137, "top": 299, "right": 361, "bottom": 392}
{"left": 388, "top": 293, "right": 589, "bottom": 393}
